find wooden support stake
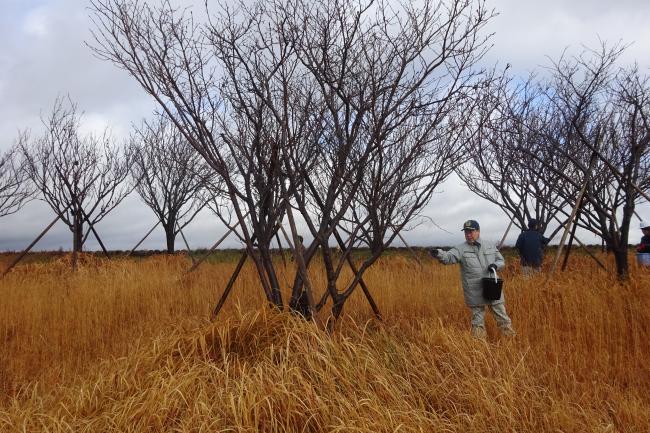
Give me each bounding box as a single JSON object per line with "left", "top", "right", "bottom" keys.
{"left": 185, "top": 223, "right": 238, "bottom": 274}
{"left": 90, "top": 223, "right": 110, "bottom": 259}
{"left": 550, "top": 214, "right": 607, "bottom": 271}
{"left": 79, "top": 208, "right": 109, "bottom": 259}
{"left": 277, "top": 219, "right": 318, "bottom": 323}
{"left": 210, "top": 232, "right": 258, "bottom": 320}
{"left": 568, "top": 231, "right": 607, "bottom": 271}
{"left": 176, "top": 222, "right": 196, "bottom": 265}
{"left": 211, "top": 252, "right": 249, "bottom": 320}
{"left": 498, "top": 216, "right": 516, "bottom": 249}
{"left": 333, "top": 229, "right": 382, "bottom": 321}
{"left": 498, "top": 197, "right": 525, "bottom": 249}
{"left": 1, "top": 214, "right": 62, "bottom": 278}
{"left": 278, "top": 224, "right": 294, "bottom": 250}
{"left": 550, "top": 150, "right": 599, "bottom": 275}
{"left": 578, "top": 132, "right": 650, "bottom": 204}
{"left": 550, "top": 180, "right": 589, "bottom": 275}
{"left": 278, "top": 187, "right": 319, "bottom": 325}
{"left": 275, "top": 231, "right": 288, "bottom": 268}
{"left": 396, "top": 231, "right": 423, "bottom": 268}
{"left": 561, "top": 199, "right": 584, "bottom": 271}
{"left": 127, "top": 220, "right": 161, "bottom": 257}
{"left": 633, "top": 210, "right": 642, "bottom": 221}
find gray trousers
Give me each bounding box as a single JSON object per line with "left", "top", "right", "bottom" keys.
{"left": 470, "top": 302, "right": 512, "bottom": 329}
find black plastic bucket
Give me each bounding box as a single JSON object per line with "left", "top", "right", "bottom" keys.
{"left": 482, "top": 270, "right": 503, "bottom": 301}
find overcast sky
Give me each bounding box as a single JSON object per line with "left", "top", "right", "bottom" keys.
{"left": 1, "top": 0, "right": 649, "bottom": 252}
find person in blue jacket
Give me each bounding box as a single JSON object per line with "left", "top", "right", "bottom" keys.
{"left": 637, "top": 221, "right": 650, "bottom": 254}
{"left": 515, "top": 219, "right": 550, "bottom": 274}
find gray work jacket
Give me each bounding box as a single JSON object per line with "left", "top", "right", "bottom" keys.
{"left": 437, "top": 239, "right": 505, "bottom": 307}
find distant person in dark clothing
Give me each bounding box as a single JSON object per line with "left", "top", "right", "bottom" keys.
{"left": 515, "top": 219, "right": 550, "bottom": 274}
{"left": 637, "top": 221, "right": 650, "bottom": 254}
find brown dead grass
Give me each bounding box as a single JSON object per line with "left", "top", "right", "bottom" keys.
{"left": 0, "top": 252, "right": 649, "bottom": 432}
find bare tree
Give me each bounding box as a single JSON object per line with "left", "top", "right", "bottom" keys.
{"left": 22, "top": 96, "right": 132, "bottom": 254}
{"left": 457, "top": 75, "right": 576, "bottom": 239}
{"left": 272, "top": 0, "right": 493, "bottom": 318}
{"left": 129, "top": 114, "right": 213, "bottom": 253}
{"left": 0, "top": 135, "right": 34, "bottom": 217}
{"left": 88, "top": 0, "right": 494, "bottom": 317}
{"left": 521, "top": 44, "right": 650, "bottom": 279}
{"left": 89, "top": 0, "right": 288, "bottom": 307}
{"left": 326, "top": 111, "right": 471, "bottom": 318}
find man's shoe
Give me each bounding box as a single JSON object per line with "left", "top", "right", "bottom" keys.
{"left": 471, "top": 326, "right": 487, "bottom": 339}
{"left": 500, "top": 326, "right": 516, "bottom": 337}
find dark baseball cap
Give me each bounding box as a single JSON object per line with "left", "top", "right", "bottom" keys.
{"left": 461, "top": 220, "right": 480, "bottom": 231}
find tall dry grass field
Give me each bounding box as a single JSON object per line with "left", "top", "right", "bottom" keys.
{"left": 0, "top": 252, "right": 649, "bottom": 432}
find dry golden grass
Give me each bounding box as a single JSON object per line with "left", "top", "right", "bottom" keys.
{"left": 0, "top": 251, "right": 649, "bottom": 432}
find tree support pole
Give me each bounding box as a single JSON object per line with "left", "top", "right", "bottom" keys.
{"left": 550, "top": 181, "right": 589, "bottom": 275}
{"left": 209, "top": 230, "right": 259, "bottom": 319}
{"left": 176, "top": 222, "right": 196, "bottom": 265}
{"left": 333, "top": 229, "right": 382, "bottom": 320}
{"left": 126, "top": 220, "right": 161, "bottom": 257}
{"left": 550, "top": 151, "right": 598, "bottom": 275}
{"left": 185, "top": 222, "right": 239, "bottom": 274}
{"left": 72, "top": 217, "right": 79, "bottom": 272}
{"left": 278, "top": 224, "right": 294, "bottom": 250}
{"left": 277, "top": 219, "right": 319, "bottom": 324}
{"left": 90, "top": 223, "right": 110, "bottom": 258}
{"left": 634, "top": 210, "right": 642, "bottom": 221}
{"left": 1, "top": 214, "right": 62, "bottom": 278}
{"left": 186, "top": 211, "right": 251, "bottom": 273}
{"left": 570, "top": 231, "right": 607, "bottom": 271}
{"left": 561, "top": 199, "right": 584, "bottom": 271}
{"left": 276, "top": 181, "right": 323, "bottom": 325}
{"left": 498, "top": 216, "right": 516, "bottom": 249}
{"left": 211, "top": 251, "right": 249, "bottom": 320}
{"left": 498, "top": 197, "right": 525, "bottom": 249}
{"left": 396, "top": 231, "right": 423, "bottom": 268}
{"left": 275, "top": 231, "right": 288, "bottom": 268}
{"left": 550, "top": 214, "right": 606, "bottom": 271}
{"left": 79, "top": 209, "right": 110, "bottom": 259}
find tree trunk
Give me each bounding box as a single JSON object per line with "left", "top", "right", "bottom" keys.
{"left": 613, "top": 246, "right": 629, "bottom": 281}
{"left": 615, "top": 198, "right": 634, "bottom": 282}
{"left": 73, "top": 216, "right": 84, "bottom": 253}
{"left": 259, "top": 245, "right": 283, "bottom": 308}
{"left": 289, "top": 247, "right": 316, "bottom": 317}
{"left": 164, "top": 224, "right": 176, "bottom": 254}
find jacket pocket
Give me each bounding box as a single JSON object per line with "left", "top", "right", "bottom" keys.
{"left": 482, "top": 248, "right": 496, "bottom": 264}
{"left": 462, "top": 251, "right": 481, "bottom": 269}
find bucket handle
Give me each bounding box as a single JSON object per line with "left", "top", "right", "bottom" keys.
{"left": 490, "top": 268, "right": 498, "bottom": 283}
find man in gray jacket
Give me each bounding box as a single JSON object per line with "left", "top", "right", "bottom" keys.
{"left": 430, "top": 219, "right": 515, "bottom": 339}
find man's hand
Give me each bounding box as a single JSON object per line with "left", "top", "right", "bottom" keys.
{"left": 429, "top": 248, "right": 439, "bottom": 258}
{"left": 487, "top": 263, "right": 498, "bottom": 272}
